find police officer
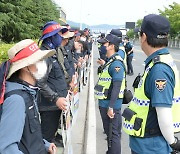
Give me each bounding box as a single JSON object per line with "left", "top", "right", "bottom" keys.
{"left": 94, "top": 34, "right": 126, "bottom": 154}
{"left": 0, "top": 39, "right": 56, "bottom": 154}
{"left": 37, "top": 21, "right": 68, "bottom": 146}
{"left": 110, "top": 29, "right": 127, "bottom": 69}
{"left": 122, "top": 14, "right": 180, "bottom": 154}
{"left": 97, "top": 33, "right": 107, "bottom": 61}
{"left": 123, "top": 36, "right": 134, "bottom": 75}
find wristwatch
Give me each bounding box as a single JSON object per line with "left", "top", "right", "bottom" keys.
{"left": 170, "top": 137, "right": 178, "bottom": 147}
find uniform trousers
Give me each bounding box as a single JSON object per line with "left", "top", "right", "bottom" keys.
{"left": 99, "top": 106, "right": 122, "bottom": 154}
{"left": 127, "top": 56, "right": 133, "bottom": 74}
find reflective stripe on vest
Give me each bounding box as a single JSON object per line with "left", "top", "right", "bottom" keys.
{"left": 94, "top": 55, "right": 126, "bottom": 100}
{"left": 123, "top": 54, "right": 180, "bottom": 137}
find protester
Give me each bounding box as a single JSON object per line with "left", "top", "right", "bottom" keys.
{"left": 58, "top": 27, "right": 75, "bottom": 86}
{"left": 95, "top": 34, "right": 126, "bottom": 154}
{"left": 122, "top": 14, "right": 180, "bottom": 154}
{"left": 0, "top": 39, "right": 56, "bottom": 154}
{"left": 37, "top": 21, "right": 68, "bottom": 146}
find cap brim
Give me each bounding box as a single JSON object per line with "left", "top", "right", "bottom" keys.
{"left": 7, "top": 49, "right": 55, "bottom": 79}
{"left": 97, "top": 38, "right": 107, "bottom": 44}
{"left": 39, "top": 28, "right": 61, "bottom": 40}
{"left": 62, "top": 31, "right": 74, "bottom": 39}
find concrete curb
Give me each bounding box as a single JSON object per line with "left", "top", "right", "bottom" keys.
{"left": 84, "top": 47, "right": 96, "bottom": 154}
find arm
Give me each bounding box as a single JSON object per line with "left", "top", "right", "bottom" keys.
{"left": 37, "top": 59, "right": 68, "bottom": 111}
{"left": 108, "top": 81, "right": 122, "bottom": 108}
{"left": 156, "top": 107, "right": 175, "bottom": 144}
{"left": 43, "top": 139, "right": 56, "bottom": 154}
{"left": 107, "top": 61, "right": 124, "bottom": 118}
{"left": 37, "top": 59, "right": 60, "bottom": 103}
{"left": 0, "top": 95, "right": 25, "bottom": 154}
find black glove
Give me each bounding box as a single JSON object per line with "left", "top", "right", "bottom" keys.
{"left": 170, "top": 137, "right": 180, "bottom": 152}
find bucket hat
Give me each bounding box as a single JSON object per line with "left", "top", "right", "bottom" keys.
{"left": 7, "top": 39, "right": 55, "bottom": 79}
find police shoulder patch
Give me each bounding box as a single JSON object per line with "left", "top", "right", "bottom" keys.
{"left": 155, "top": 79, "right": 167, "bottom": 92}
{"left": 115, "top": 67, "right": 120, "bottom": 73}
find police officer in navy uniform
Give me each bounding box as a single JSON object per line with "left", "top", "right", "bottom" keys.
{"left": 97, "top": 33, "right": 107, "bottom": 61}
{"left": 122, "top": 14, "right": 180, "bottom": 154}
{"left": 124, "top": 36, "right": 134, "bottom": 75}
{"left": 110, "top": 29, "right": 127, "bottom": 70}
{"left": 95, "top": 34, "right": 126, "bottom": 154}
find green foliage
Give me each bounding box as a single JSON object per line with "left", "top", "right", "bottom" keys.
{"left": 0, "top": 42, "right": 14, "bottom": 63}
{"left": 127, "top": 29, "right": 135, "bottom": 39}
{"left": 0, "top": 0, "right": 60, "bottom": 43}
{"left": 159, "top": 2, "right": 180, "bottom": 38}
{"left": 136, "top": 19, "right": 143, "bottom": 28}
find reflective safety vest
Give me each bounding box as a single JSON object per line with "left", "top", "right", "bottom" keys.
{"left": 119, "top": 45, "right": 127, "bottom": 71}
{"left": 122, "top": 54, "right": 180, "bottom": 137}
{"left": 98, "top": 43, "right": 101, "bottom": 49}
{"left": 94, "top": 55, "right": 126, "bottom": 100}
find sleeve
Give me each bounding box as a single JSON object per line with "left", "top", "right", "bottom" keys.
{"left": 156, "top": 107, "right": 175, "bottom": 144}
{"left": 146, "top": 63, "right": 175, "bottom": 107}
{"left": 109, "top": 61, "right": 124, "bottom": 81}
{"left": 0, "top": 95, "right": 26, "bottom": 154}
{"left": 108, "top": 61, "right": 124, "bottom": 108}
{"left": 37, "top": 58, "right": 59, "bottom": 103}
{"left": 43, "top": 139, "right": 50, "bottom": 152}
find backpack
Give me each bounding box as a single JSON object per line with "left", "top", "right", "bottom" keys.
{"left": 0, "top": 61, "right": 11, "bottom": 104}
{"left": 0, "top": 61, "right": 11, "bottom": 121}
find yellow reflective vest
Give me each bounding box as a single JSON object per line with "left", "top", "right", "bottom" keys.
{"left": 119, "top": 45, "right": 127, "bottom": 71}
{"left": 94, "top": 55, "right": 126, "bottom": 100}
{"left": 122, "top": 54, "right": 180, "bottom": 137}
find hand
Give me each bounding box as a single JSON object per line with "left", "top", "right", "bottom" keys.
{"left": 170, "top": 137, "right": 180, "bottom": 152}
{"left": 56, "top": 97, "right": 68, "bottom": 111}
{"left": 77, "top": 61, "right": 82, "bottom": 68}
{"left": 107, "top": 108, "right": 115, "bottom": 119}
{"left": 48, "top": 143, "right": 56, "bottom": 154}
{"left": 69, "top": 76, "right": 76, "bottom": 91}
{"left": 74, "top": 63, "right": 77, "bottom": 69}
{"left": 97, "top": 59, "right": 105, "bottom": 65}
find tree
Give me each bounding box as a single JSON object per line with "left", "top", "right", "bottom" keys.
{"left": 159, "top": 2, "right": 180, "bottom": 38}
{"left": 127, "top": 29, "right": 135, "bottom": 39}
{"left": 0, "top": 0, "right": 60, "bottom": 43}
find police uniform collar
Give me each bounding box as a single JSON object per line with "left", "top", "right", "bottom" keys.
{"left": 108, "top": 53, "right": 119, "bottom": 61}
{"left": 144, "top": 48, "right": 169, "bottom": 66}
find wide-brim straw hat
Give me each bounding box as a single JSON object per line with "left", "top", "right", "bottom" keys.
{"left": 7, "top": 39, "right": 55, "bottom": 79}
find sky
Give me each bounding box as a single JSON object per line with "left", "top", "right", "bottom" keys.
{"left": 54, "top": 0, "right": 180, "bottom": 26}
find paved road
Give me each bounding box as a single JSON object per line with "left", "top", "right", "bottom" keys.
{"left": 93, "top": 43, "right": 180, "bottom": 154}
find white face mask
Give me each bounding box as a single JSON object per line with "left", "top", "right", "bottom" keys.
{"left": 76, "top": 49, "right": 81, "bottom": 53}
{"left": 80, "top": 37, "right": 86, "bottom": 42}
{"left": 32, "top": 60, "right": 47, "bottom": 80}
